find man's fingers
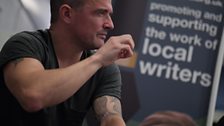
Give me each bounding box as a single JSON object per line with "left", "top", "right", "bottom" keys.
{"left": 117, "top": 34, "right": 135, "bottom": 59}
{"left": 118, "top": 45, "right": 133, "bottom": 58}
{"left": 119, "top": 34, "right": 135, "bottom": 49}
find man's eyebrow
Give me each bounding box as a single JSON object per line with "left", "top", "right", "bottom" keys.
{"left": 96, "top": 8, "right": 112, "bottom": 13}
{"left": 95, "top": 7, "right": 113, "bottom": 14}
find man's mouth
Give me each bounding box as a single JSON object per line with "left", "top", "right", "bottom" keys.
{"left": 97, "top": 33, "right": 107, "bottom": 40}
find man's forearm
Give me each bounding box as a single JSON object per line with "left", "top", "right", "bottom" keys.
{"left": 101, "top": 114, "right": 126, "bottom": 126}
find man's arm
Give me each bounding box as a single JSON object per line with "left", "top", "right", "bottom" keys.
{"left": 3, "top": 34, "right": 134, "bottom": 112}
{"left": 3, "top": 55, "right": 103, "bottom": 112}
{"left": 94, "top": 96, "right": 126, "bottom": 126}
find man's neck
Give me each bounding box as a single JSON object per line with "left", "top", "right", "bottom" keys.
{"left": 49, "top": 26, "right": 83, "bottom": 67}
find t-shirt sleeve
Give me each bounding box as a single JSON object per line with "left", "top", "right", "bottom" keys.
{"left": 93, "top": 64, "right": 122, "bottom": 100}
{"left": 0, "top": 32, "right": 45, "bottom": 68}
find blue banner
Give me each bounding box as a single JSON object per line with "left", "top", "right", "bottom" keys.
{"left": 125, "top": 0, "right": 224, "bottom": 125}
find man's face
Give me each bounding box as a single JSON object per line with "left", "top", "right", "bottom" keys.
{"left": 70, "top": 0, "right": 114, "bottom": 50}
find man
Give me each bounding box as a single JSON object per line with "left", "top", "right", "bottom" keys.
{"left": 0, "top": 0, "right": 134, "bottom": 126}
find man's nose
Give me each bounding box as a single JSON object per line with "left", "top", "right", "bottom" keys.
{"left": 103, "top": 16, "right": 114, "bottom": 30}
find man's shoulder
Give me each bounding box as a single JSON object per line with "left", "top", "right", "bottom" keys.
{"left": 10, "top": 29, "right": 48, "bottom": 41}
{"left": 4, "top": 29, "right": 50, "bottom": 48}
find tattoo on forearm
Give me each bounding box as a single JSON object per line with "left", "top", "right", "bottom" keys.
{"left": 95, "top": 96, "right": 110, "bottom": 120}
{"left": 12, "top": 58, "right": 24, "bottom": 66}
{"left": 111, "top": 97, "right": 121, "bottom": 114}
{"left": 94, "top": 96, "right": 122, "bottom": 121}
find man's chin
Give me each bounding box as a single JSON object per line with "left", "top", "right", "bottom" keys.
{"left": 90, "top": 42, "right": 104, "bottom": 50}
{"left": 97, "top": 39, "right": 105, "bottom": 46}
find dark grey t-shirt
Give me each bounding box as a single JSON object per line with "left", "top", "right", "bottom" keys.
{"left": 0, "top": 29, "right": 122, "bottom": 126}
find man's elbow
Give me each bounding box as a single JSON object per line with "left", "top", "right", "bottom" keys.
{"left": 18, "top": 90, "right": 45, "bottom": 112}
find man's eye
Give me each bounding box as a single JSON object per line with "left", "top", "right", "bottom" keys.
{"left": 96, "top": 10, "right": 107, "bottom": 16}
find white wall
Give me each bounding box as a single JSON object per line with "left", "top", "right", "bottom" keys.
{"left": 0, "top": 0, "right": 50, "bottom": 49}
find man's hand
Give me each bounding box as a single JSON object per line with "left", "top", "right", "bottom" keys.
{"left": 139, "top": 111, "right": 197, "bottom": 126}
{"left": 95, "top": 34, "right": 135, "bottom": 66}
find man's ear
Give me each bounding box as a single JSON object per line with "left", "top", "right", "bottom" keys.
{"left": 59, "top": 4, "right": 73, "bottom": 24}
